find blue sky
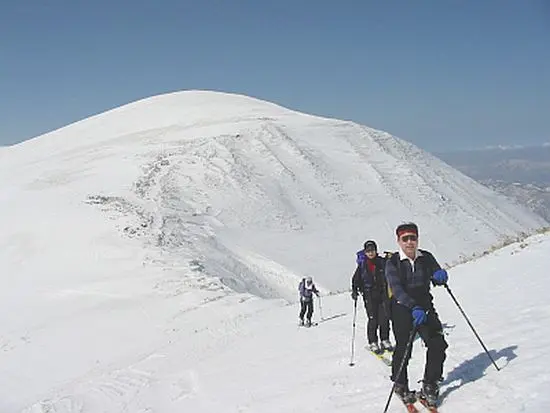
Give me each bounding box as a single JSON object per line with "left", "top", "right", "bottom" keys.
{"left": 0, "top": 1, "right": 548, "bottom": 151}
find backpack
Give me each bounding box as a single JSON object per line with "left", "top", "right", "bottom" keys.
{"left": 356, "top": 250, "right": 366, "bottom": 266}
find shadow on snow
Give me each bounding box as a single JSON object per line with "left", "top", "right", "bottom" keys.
{"left": 440, "top": 345, "right": 518, "bottom": 402}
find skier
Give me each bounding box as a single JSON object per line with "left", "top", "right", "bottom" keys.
{"left": 298, "top": 276, "right": 320, "bottom": 327}
{"left": 351, "top": 240, "right": 393, "bottom": 354}
{"left": 385, "top": 222, "right": 449, "bottom": 407}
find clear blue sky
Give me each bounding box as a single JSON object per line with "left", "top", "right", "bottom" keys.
{"left": 1, "top": 1, "right": 548, "bottom": 151}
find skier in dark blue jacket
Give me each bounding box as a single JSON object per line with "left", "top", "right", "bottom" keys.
{"left": 385, "top": 222, "right": 449, "bottom": 407}
{"left": 298, "top": 276, "right": 320, "bottom": 327}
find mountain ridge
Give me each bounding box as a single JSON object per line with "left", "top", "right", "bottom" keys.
{"left": 1, "top": 90, "right": 544, "bottom": 299}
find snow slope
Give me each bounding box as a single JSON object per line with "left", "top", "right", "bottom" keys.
{"left": 0, "top": 90, "right": 548, "bottom": 412}
{"left": 7, "top": 234, "right": 550, "bottom": 413}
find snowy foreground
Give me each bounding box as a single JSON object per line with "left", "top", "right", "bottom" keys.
{"left": 1, "top": 91, "right": 548, "bottom": 412}
{"left": 2, "top": 233, "right": 548, "bottom": 412}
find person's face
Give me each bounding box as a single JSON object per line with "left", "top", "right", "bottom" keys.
{"left": 397, "top": 232, "right": 418, "bottom": 258}
{"left": 365, "top": 248, "right": 377, "bottom": 259}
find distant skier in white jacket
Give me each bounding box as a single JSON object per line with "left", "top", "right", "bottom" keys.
{"left": 298, "top": 276, "right": 320, "bottom": 327}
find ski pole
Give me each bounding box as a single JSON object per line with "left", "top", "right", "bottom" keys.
{"left": 349, "top": 298, "right": 358, "bottom": 367}
{"left": 444, "top": 284, "right": 500, "bottom": 371}
{"left": 383, "top": 327, "right": 417, "bottom": 413}
{"left": 318, "top": 295, "right": 324, "bottom": 321}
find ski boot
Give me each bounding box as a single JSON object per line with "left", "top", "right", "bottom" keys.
{"left": 368, "top": 341, "right": 382, "bottom": 354}
{"left": 381, "top": 339, "right": 394, "bottom": 352}
{"left": 418, "top": 381, "right": 439, "bottom": 407}
{"left": 394, "top": 382, "right": 417, "bottom": 404}
{"left": 298, "top": 318, "right": 304, "bottom": 326}
{"left": 305, "top": 318, "right": 312, "bottom": 327}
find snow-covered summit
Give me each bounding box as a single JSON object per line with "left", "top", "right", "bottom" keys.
{"left": 7, "top": 90, "right": 305, "bottom": 158}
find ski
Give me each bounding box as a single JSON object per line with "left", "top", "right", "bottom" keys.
{"left": 366, "top": 346, "right": 393, "bottom": 367}
{"left": 395, "top": 394, "right": 420, "bottom": 413}
{"left": 373, "top": 351, "right": 392, "bottom": 367}
{"left": 404, "top": 403, "right": 420, "bottom": 413}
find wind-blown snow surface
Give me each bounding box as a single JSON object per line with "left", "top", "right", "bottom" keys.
{"left": 0, "top": 91, "right": 547, "bottom": 412}
{"left": 5, "top": 234, "right": 550, "bottom": 413}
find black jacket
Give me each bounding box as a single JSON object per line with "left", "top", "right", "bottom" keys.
{"left": 385, "top": 249, "right": 441, "bottom": 309}
{"left": 352, "top": 254, "right": 388, "bottom": 301}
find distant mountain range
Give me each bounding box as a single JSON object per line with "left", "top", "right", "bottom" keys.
{"left": 437, "top": 145, "right": 550, "bottom": 221}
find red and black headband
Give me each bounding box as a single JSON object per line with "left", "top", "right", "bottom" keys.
{"left": 396, "top": 223, "right": 418, "bottom": 237}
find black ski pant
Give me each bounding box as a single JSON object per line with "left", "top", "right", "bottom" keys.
{"left": 363, "top": 294, "right": 390, "bottom": 344}
{"left": 299, "top": 299, "right": 314, "bottom": 321}
{"left": 390, "top": 301, "right": 448, "bottom": 387}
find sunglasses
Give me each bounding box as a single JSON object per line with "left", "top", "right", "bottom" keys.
{"left": 400, "top": 235, "right": 418, "bottom": 242}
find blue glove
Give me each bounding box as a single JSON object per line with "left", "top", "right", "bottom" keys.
{"left": 411, "top": 306, "right": 427, "bottom": 327}
{"left": 432, "top": 269, "right": 448, "bottom": 285}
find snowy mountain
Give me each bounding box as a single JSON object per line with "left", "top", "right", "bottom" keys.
{"left": 480, "top": 180, "right": 550, "bottom": 222}
{"left": 3, "top": 91, "right": 545, "bottom": 294}
{"left": 437, "top": 146, "right": 550, "bottom": 222}
{"left": 0, "top": 90, "right": 548, "bottom": 412}
{"left": 437, "top": 145, "right": 550, "bottom": 187}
